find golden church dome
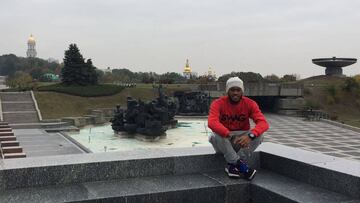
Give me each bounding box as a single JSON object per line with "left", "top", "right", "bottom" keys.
{"left": 28, "top": 34, "right": 36, "bottom": 45}
{"left": 183, "top": 59, "right": 192, "bottom": 73}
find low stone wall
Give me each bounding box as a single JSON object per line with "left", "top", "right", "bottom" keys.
{"left": 275, "top": 97, "right": 306, "bottom": 116}
{"left": 61, "top": 108, "right": 112, "bottom": 127}
{"left": 0, "top": 144, "right": 359, "bottom": 202}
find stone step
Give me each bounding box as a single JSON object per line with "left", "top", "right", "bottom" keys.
{"left": 0, "top": 92, "right": 33, "bottom": 102}
{"left": 41, "top": 121, "right": 72, "bottom": 128}
{"left": 2, "top": 152, "right": 26, "bottom": 159}
{"left": 0, "top": 128, "right": 12, "bottom": 132}
{"left": 0, "top": 140, "right": 19, "bottom": 147}
{"left": 1, "top": 102, "right": 36, "bottom": 112}
{"left": 0, "top": 122, "right": 9, "bottom": 125}
{"left": 251, "top": 170, "right": 358, "bottom": 203}
{"left": 44, "top": 126, "right": 80, "bottom": 133}
{"left": 0, "top": 136, "right": 16, "bottom": 141}
{"left": 2, "top": 112, "right": 39, "bottom": 124}
{"left": 258, "top": 143, "right": 360, "bottom": 199}
{"left": 0, "top": 172, "right": 246, "bottom": 203}
{"left": 9, "top": 121, "right": 73, "bottom": 129}
{"left": 9, "top": 123, "right": 42, "bottom": 129}
{"left": 0, "top": 145, "right": 359, "bottom": 203}
{"left": 0, "top": 132, "right": 14, "bottom": 136}
{"left": 0, "top": 125, "right": 10, "bottom": 128}
{"left": 0, "top": 169, "right": 357, "bottom": 203}
{"left": 1, "top": 146, "right": 23, "bottom": 154}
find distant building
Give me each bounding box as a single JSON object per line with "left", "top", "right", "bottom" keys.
{"left": 183, "top": 59, "right": 197, "bottom": 79}
{"left": 26, "top": 34, "right": 37, "bottom": 58}
{"left": 206, "top": 67, "right": 216, "bottom": 79}
{"left": 42, "top": 73, "right": 59, "bottom": 82}
{"left": 47, "top": 57, "right": 59, "bottom": 64}
{"left": 104, "top": 67, "right": 112, "bottom": 73}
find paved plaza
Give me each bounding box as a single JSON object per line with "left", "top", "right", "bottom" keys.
{"left": 7, "top": 114, "right": 360, "bottom": 161}
{"left": 263, "top": 114, "right": 360, "bottom": 161}
{"left": 13, "top": 129, "right": 84, "bottom": 157}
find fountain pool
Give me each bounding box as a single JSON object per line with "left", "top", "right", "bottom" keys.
{"left": 67, "top": 118, "right": 211, "bottom": 153}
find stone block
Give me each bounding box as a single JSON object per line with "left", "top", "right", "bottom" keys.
{"left": 61, "top": 117, "right": 87, "bottom": 127}
{"left": 0, "top": 147, "right": 226, "bottom": 191}
{"left": 82, "top": 174, "right": 225, "bottom": 203}
{"left": 2, "top": 157, "right": 174, "bottom": 190}
{"left": 275, "top": 97, "right": 305, "bottom": 110}
{"left": 250, "top": 184, "right": 293, "bottom": 203}
{"left": 83, "top": 115, "right": 96, "bottom": 125}
{"left": 204, "top": 171, "right": 250, "bottom": 203}
{"left": 251, "top": 170, "right": 357, "bottom": 203}
{"left": 0, "top": 174, "right": 226, "bottom": 203}
{"left": 0, "top": 183, "right": 89, "bottom": 203}
{"left": 280, "top": 86, "right": 303, "bottom": 96}
{"left": 173, "top": 153, "right": 224, "bottom": 175}
{"left": 258, "top": 143, "right": 360, "bottom": 198}
{"left": 90, "top": 110, "right": 106, "bottom": 124}
{"left": 98, "top": 108, "right": 115, "bottom": 117}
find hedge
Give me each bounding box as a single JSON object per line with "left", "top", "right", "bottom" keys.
{"left": 36, "top": 84, "right": 124, "bottom": 97}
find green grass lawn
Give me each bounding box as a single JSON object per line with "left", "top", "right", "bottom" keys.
{"left": 337, "top": 114, "right": 360, "bottom": 128}
{"left": 34, "top": 85, "right": 190, "bottom": 119}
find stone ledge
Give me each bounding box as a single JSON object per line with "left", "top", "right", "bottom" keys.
{"left": 0, "top": 173, "right": 228, "bottom": 203}
{"left": 0, "top": 144, "right": 359, "bottom": 202}
{"left": 0, "top": 171, "right": 253, "bottom": 203}
{"left": 258, "top": 143, "right": 360, "bottom": 198}
{"left": 251, "top": 170, "right": 358, "bottom": 203}
{"left": 0, "top": 147, "right": 225, "bottom": 190}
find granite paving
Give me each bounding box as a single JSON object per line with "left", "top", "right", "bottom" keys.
{"left": 13, "top": 129, "right": 85, "bottom": 157}
{"left": 263, "top": 114, "right": 360, "bottom": 161}
{"left": 5, "top": 113, "right": 360, "bottom": 161}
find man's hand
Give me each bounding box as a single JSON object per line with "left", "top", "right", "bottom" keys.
{"left": 232, "top": 135, "right": 251, "bottom": 148}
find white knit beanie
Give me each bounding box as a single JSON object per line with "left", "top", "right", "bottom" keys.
{"left": 226, "top": 77, "right": 244, "bottom": 93}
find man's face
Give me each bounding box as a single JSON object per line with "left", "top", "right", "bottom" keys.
{"left": 228, "top": 87, "right": 243, "bottom": 103}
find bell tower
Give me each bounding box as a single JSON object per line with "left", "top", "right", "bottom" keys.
{"left": 183, "top": 59, "right": 192, "bottom": 79}
{"left": 26, "top": 34, "right": 37, "bottom": 58}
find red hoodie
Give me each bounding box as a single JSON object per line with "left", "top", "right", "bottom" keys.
{"left": 208, "top": 96, "right": 269, "bottom": 138}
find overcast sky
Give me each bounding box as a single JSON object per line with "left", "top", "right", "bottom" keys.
{"left": 1, "top": 0, "right": 360, "bottom": 78}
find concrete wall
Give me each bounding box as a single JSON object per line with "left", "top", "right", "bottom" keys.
{"left": 198, "top": 82, "right": 303, "bottom": 97}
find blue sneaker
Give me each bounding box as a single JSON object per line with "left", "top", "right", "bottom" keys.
{"left": 225, "top": 160, "right": 257, "bottom": 180}
{"left": 225, "top": 163, "right": 242, "bottom": 178}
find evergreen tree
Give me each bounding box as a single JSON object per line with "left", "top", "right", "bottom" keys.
{"left": 217, "top": 71, "right": 263, "bottom": 82}
{"left": 61, "top": 44, "right": 98, "bottom": 86}
{"left": 85, "top": 59, "right": 98, "bottom": 85}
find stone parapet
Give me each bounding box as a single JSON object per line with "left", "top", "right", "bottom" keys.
{"left": 0, "top": 144, "right": 358, "bottom": 202}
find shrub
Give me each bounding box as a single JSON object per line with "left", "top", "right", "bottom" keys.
{"left": 5, "top": 71, "right": 35, "bottom": 91}
{"left": 304, "top": 100, "right": 320, "bottom": 109}
{"left": 303, "top": 87, "right": 311, "bottom": 96}
{"left": 324, "top": 84, "right": 340, "bottom": 103}
{"left": 342, "top": 77, "right": 359, "bottom": 94}
{"left": 37, "top": 84, "right": 124, "bottom": 97}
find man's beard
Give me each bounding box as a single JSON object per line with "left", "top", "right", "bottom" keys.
{"left": 228, "top": 95, "right": 242, "bottom": 104}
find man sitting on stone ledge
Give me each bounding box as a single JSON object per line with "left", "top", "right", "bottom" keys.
{"left": 208, "top": 77, "right": 269, "bottom": 180}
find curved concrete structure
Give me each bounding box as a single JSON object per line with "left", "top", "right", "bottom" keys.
{"left": 312, "top": 57, "right": 357, "bottom": 76}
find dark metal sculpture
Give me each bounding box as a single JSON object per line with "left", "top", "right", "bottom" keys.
{"left": 110, "top": 85, "right": 178, "bottom": 139}
{"left": 174, "top": 91, "right": 210, "bottom": 116}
